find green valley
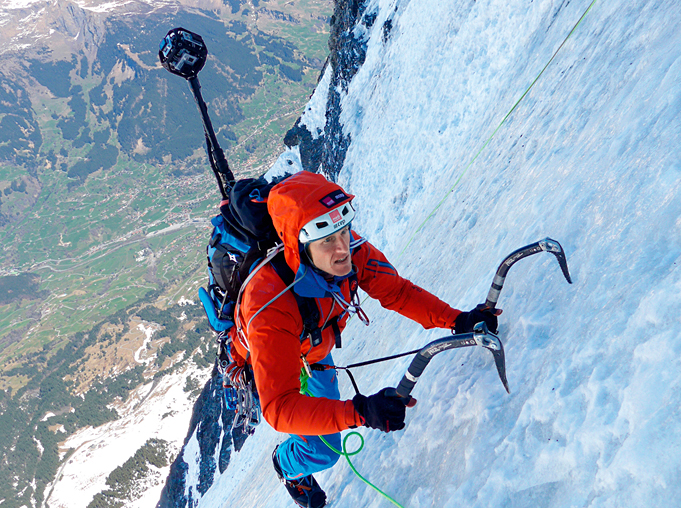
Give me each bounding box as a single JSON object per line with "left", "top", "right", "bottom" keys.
{"left": 0, "top": 1, "right": 333, "bottom": 506}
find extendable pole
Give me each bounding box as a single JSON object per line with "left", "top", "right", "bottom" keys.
{"left": 187, "top": 77, "right": 235, "bottom": 196}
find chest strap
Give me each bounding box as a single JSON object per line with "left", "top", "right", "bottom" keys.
{"left": 270, "top": 253, "right": 356, "bottom": 348}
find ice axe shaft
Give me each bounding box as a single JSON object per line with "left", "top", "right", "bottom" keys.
{"left": 391, "top": 322, "right": 509, "bottom": 398}
{"left": 485, "top": 237, "right": 572, "bottom": 309}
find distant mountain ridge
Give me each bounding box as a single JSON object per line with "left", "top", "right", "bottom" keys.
{"left": 0, "top": 0, "right": 320, "bottom": 188}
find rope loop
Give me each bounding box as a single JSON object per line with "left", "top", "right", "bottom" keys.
{"left": 320, "top": 433, "right": 406, "bottom": 508}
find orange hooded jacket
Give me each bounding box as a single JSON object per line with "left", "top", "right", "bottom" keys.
{"left": 231, "top": 171, "right": 461, "bottom": 436}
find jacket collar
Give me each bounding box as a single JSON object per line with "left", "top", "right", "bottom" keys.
{"left": 292, "top": 262, "right": 356, "bottom": 298}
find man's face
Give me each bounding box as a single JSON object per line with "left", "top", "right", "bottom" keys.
{"left": 307, "top": 225, "right": 352, "bottom": 277}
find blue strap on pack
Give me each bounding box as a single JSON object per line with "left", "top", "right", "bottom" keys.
{"left": 199, "top": 287, "right": 234, "bottom": 332}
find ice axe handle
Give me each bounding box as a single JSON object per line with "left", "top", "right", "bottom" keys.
{"left": 392, "top": 334, "right": 478, "bottom": 398}
{"left": 393, "top": 354, "right": 432, "bottom": 398}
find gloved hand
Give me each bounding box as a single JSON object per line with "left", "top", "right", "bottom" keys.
{"left": 454, "top": 304, "right": 502, "bottom": 334}
{"left": 352, "top": 388, "right": 415, "bottom": 432}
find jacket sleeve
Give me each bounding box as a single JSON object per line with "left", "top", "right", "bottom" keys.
{"left": 353, "top": 236, "right": 461, "bottom": 329}
{"left": 242, "top": 272, "right": 362, "bottom": 435}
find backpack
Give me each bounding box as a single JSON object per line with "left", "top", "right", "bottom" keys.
{"left": 198, "top": 175, "right": 282, "bottom": 334}
{"left": 198, "top": 174, "right": 356, "bottom": 355}
{"left": 197, "top": 174, "right": 361, "bottom": 433}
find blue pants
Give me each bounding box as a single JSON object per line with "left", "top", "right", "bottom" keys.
{"left": 275, "top": 354, "right": 341, "bottom": 480}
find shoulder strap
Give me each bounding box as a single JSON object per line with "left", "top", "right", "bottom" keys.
{"left": 270, "top": 254, "right": 324, "bottom": 346}
{"left": 269, "top": 254, "right": 348, "bottom": 348}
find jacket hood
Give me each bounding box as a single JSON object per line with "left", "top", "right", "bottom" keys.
{"left": 268, "top": 171, "right": 355, "bottom": 274}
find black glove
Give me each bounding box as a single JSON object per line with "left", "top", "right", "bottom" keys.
{"left": 352, "top": 388, "right": 412, "bottom": 432}
{"left": 455, "top": 304, "right": 500, "bottom": 334}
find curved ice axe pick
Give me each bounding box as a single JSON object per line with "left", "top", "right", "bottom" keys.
{"left": 478, "top": 237, "right": 572, "bottom": 393}
{"left": 485, "top": 237, "right": 572, "bottom": 309}
{"left": 389, "top": 238, "right": 572, "bottom": 397}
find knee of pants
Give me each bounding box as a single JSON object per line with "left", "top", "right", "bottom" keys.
{"left": 307, "top": 434, "right": 341, "bottom": 470}
{"left": 317, "top": 440, "right": 341, "bottom": 469}
{"left": 280, "top": 434, "right": 342, "bottom": 479}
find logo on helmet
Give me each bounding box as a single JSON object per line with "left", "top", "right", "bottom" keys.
{"left": 319, "top": 190, "right": 350, "bottom": 208}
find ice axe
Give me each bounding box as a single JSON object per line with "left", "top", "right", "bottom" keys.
{"left": 389, "top": 322, "right": 504, "bottom": 398}
{"left": 484, "top": 237, "right": 572, "bottom": 309}
{"left": 477, "top": 237, "right": 572, "bottom": 392}
{"left": 391, "top": 237, "right": 572, "bottom": 396}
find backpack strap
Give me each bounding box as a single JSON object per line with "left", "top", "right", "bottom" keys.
{"left": 269, "top": 254, "right": 346, "bottom": 348}
{"left": 293, "top": 294, "right": 326, "bottom": 347}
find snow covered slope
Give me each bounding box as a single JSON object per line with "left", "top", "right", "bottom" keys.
{"left": 191, "top": 0, "right": 681, "bottom": 506}
{"left": 45, "top": 361, "right": 211, "bottom": 508}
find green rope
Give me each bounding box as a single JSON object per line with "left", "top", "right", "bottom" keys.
{"left": 300, "top": 367, "right": 311, "bottom": 395}
{"left": 321, "top": 433, "right": 406, "bottom": 508}
{"left": 397, "top": 0, "right": 599, "bottom": 258}
{"left": 300, "top": 369, "right": 406, "bottom": 507}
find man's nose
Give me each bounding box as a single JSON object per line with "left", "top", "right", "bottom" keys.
{"left": 336, "top": 236, "right": 350, "bottom": 251}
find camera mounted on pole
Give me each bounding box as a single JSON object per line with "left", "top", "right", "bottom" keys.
{"left": 159, "top": 27, "right": 235, "bottom": 197}
{"left": 159, "top": 27, "right": 207, "bottom": 79}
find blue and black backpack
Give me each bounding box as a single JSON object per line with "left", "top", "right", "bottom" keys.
{"left": 198, "top": 174, "right": 355, "bottom": 353}
{"left": 198, "top": 175, "right": 284, "bottom": 334}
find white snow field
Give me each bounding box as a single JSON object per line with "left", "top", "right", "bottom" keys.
{"left": 44, "top": 362, "right": 211, "bottom": 508}
{"left": 193, "top": 0, "right": 681, "bottom": 506}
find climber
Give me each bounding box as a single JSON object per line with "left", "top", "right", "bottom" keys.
{"left": 230, "top": 171, "right": 500, "bottom": 508}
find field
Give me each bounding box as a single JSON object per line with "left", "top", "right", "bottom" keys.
{"left": 0, "top": 2, "right": 334, "bottom": 378}
{"left": 0, "top": 3, "right": 334, "bottom": 503}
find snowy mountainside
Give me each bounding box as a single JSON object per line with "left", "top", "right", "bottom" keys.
{"left": 179, "top": 0, "right": 680, "bottom": 507}
{"left": 44, "top": 360, "right": 212, "bottom": 508}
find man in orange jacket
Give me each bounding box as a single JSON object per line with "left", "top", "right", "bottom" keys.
{"left": 232, "top": 171, "right": 499, "bottom": 508}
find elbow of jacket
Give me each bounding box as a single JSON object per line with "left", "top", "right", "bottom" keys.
{"left": 262, "top": 399, "right": 287, "bottom": 433}
{"left": 260, "top": 393, "right": 360, "bottom": 435}
{"left": 261, "top": 391, "right": 303, "bottom": 434}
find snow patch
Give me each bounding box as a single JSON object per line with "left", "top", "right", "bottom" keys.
{"left": 33, "top": 437, "right": 43, "bottom": 456}
{"left": 44, "top": 363, "right": 212, "bottom": 508}
{"left": 134, "top": 323, "right": 157, "bottom": 364}
{"left": 178, "top": 296, "right": 195, "bottom": 306}
{"left": 299, "top": 64, "right": 333, "bottom": 139}
{"left": 264, "top": 146, "right": 303, "bottom": 182}
{"left": 3, "top": 0, "right": 44, "bottom": 9}
{"left": 41, "top": 412, "right": 56, "bottom": 422}
{"left": 182, "top": 429, "right": 202, "bottom": 504}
